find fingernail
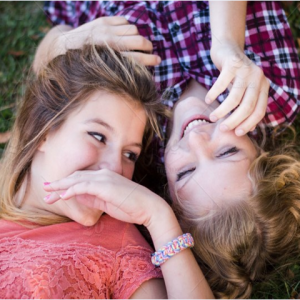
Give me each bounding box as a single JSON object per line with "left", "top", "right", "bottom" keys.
{"left": 157, "top": 56, "right": 161, "bottom": 64}
{"left": 220, "top": 124, "right": 228, "bottom": 131}
{"left": 236, "top": 129, "right": 245, "bottom": 136}
{"left": 210, "top": 115, "right": 218, "bottom": 122}
{"left": 205, "top": 97, "right": 211, "bottom": 104}
{"left": 43, "top": 182, "right": 51, "bottom": 186}
{"left": 60, "top": 192, "right": 66, "bottom": 198}
{"left": 44, "top": 194, "right": 51, "bottom": 201}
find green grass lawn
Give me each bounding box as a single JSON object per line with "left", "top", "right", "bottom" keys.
{"left": 0, "top": 1, "right": 49, "bottom": 154}
{"left": 0, "top": 1, "right": 299, "bottom": 298}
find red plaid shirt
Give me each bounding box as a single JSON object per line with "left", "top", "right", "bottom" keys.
{"left": 44, "top": 1, "right": 300, "bottom": 162}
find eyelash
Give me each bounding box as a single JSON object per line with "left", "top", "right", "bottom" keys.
{"left": 176, "top": 147, "right": 239, "bottom": 182}
{"left": 124, "top": 152, "right": 139, "bottom": 163}
{"left": 176, "top": 167, "right": 196, "bottom": 182}
{"left": 88, "top": 132, "right": 139, "bottom": 163}
{"left": 217, "top": 146, "right": 239, "bottom": 158}
{"left": 88, "top": 132, "right": 106, "bottom": 143}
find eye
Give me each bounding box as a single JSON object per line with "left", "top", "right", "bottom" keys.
{"left": 124, "top": 152, "right": 139, "bottom": 163}
{"left": 176, "top": 167, "right": 196, "bottom": 182}
{"left": 217, "top": 146, "right": 239, "bottom": 158}
{"left": 88, "top": 132, "right": 106, "bottom": 143}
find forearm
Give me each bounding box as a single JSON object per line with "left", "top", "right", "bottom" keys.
{"left": 33, "top": 25, "right": 72, "bottom": 74}
{"left": 209, "top": 1, "right": 247, "bottom": 50}
{"left": 147, "top": 206, "right": 214, "bottom": 299}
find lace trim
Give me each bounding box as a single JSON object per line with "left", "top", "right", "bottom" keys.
{"left": 0, "top": 237, "right": 162, "bottom": 299}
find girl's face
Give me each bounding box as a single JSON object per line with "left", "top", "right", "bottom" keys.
{"left": 165, "top": 95, "right": 258, "bottom": 214}
{"left": 26, "top": 90, "right": 147, "bottom": 225}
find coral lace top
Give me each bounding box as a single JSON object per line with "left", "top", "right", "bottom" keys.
{"left": 0, "top": 215, "right": 162, "bottom": 299}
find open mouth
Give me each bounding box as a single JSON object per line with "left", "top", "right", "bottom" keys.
{"left": 181, "top": 116, "right": 211, "bottom": 138}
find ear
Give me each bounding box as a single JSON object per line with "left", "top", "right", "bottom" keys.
{"left": 37, "top": 136, "right": 48, "bottom": 152}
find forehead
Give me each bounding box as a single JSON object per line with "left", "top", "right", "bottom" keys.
{"left": 171, "top": 157, "right": 253, "bottom": 212}
{"left": 68, "top": 90, "right": 146, "bottom": 123}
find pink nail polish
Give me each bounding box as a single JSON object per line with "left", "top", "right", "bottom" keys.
{"left": 43, "top": 182, "right": 51, "bottom": 186}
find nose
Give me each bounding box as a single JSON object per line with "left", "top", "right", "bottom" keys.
{"left": 184, "top": 129, "right": 211, "bottom": 152}
{"left": 97, "top": 149, "right": 123, "bottom": 175}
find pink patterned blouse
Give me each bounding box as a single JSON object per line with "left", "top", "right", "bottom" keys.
{"left": 0, "top": 215, "right": 162, "bottom": 299}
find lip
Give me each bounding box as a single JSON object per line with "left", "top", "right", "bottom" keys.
{"left": 181, "top": 115, "right": 211, "bottom": 139}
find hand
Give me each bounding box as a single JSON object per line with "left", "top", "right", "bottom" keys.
{"left": 43, "top": 169, "right": 170, "bottom": 228}
{"left": 207, "top": 42, "right": 270, "bottom": 136}
{"left": 57, "top": 16, "right": 161, "bottom": 66}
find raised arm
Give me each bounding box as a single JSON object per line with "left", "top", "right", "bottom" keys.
{"left": 33, "top": 17, "right": 161, "bottom": 74}
{"left": 43, "top": 169, "right": 214, "bottom": 299}
{"left": 207, "top": 1, "right": 270, "bottom": 136}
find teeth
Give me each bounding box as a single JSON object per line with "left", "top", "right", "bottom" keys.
{"left": 183, "top": 119, "right": 208, "bottom": 136}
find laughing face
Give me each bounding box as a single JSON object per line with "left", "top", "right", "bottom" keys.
{"left": 165, "top": 87, "right": 258, "bottom": 214}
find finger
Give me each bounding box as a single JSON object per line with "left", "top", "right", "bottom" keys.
{"left": 44, "top": 190, "right": 65, "bottom": 204}
{"left": 122, "top": 51, "right": 161, "bottom": 66}
{"left": 97, "top": 16, "right": 129, "bottom": 26}
{"left": 113, "top": 35, "right": 154, "bottom": 52}
{"left": 234, "top": 89, "right": 268, "bottom": 136}
{"left": 217, "top": 81, "right": 258, "bottom": 132}
{"left": 113, "top": 24, "right": 139, "bottom": 36}
{"left": 60, "top": 182, "right": 110, "bottom": 203}
{"left": 43, "top": 172, "right": 97, "bottom": 192}
{"left": 205, "top": 68, "right": 235, "bottom": 105}
{"left": 209, "top": 79, "right": 247, "bottom": 123}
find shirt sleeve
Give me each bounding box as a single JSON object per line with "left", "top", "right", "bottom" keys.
{"left": 111, "top": 224, "right": 163, "bottom": 299}
{"left": 44, "top": 1, "right": 105, "bottom": 27}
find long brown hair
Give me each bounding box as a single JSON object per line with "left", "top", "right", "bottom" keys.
{"left": 0, "top": 44, "right": 165, "bottom": 225}
{"left": 173, "top": 144, "right": 300, "bottom": 298}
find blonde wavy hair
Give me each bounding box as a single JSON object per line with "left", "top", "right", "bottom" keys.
{"left": 172, "top": 143, "right": 300, "bottom": 298}
{"left": 0, "top": 44, "right": 165, "bottom": 226}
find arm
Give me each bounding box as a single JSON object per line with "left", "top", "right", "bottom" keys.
{"left": 207, "top": 1, "right": 270, "bottom": 136}
{"left": 130, "top": 279, "right": 167, "bottom": 299}
{"left": 33, "top": 25, "right": 72, "bottom": 74}
{"left": 43, "top": 170, "right": 214, "bottom": 299}
{"left": 33, "top": 17, "right": 161, "bottom": 74}
{"left": 209, "top": 1, "right": 247, "bottom": 51}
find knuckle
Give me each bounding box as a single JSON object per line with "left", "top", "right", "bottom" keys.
{"left": 230, "top": 97, "right": 241, "bottom": 108}
{"left": 130, "top": 24, "right": 138, "bottom": 34}
{"left": 136, "top": 35, "right": 144, "bottom": 46}
{"left": 215, "top": 81, "right": 228, "bottom": 92}
{"left": 72, "top": 171, "right": 81, "bottom": 178}
{"left": 253, "top": 110, "right": 265, "bottom": 120}
{"left": 242, "top": 101, "right": 256, "bottom": 113}
{"left": 96, "top": 17, "right": 105, "bottom": 25}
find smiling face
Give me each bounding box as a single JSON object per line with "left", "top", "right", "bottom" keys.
{"left": 24, "top": 90, "right": 147, "bottom": 225}
{"left": 165, "top": 95, "right": 258, "bottom": 214}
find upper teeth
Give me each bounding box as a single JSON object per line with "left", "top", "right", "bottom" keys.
{"left": 184, "top": 119, "right": 208, "bottom": 136}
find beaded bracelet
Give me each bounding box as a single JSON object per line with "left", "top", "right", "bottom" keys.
{"left": 151, "top": 233, "right": 194, "bottom": 267}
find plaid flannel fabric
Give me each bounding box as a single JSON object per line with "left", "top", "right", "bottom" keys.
{"left": 44, "top": 1, "right": 300, "bottom": 162}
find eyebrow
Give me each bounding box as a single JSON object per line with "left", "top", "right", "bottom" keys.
{"left": 85, "top": 118, "right": 114, "bottom": 132}
{"left": 85, "top": 117, "right": 143, "bottom": 149}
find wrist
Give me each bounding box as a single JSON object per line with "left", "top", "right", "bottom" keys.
{"left": 146, "top": 202, "right": 183, "bottom": 250}
{"left": 210, "top": 41, "right": 245, "bottom": 71}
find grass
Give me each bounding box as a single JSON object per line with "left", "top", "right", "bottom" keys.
{"left": 0, "top": 1, "right": 300, "bottom": 298}
{"left": 0, "top": 1, "right": 49, "bottom": 154}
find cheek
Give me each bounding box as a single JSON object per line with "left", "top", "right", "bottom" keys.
{"left": 49, "top": 143, "right": 99, "bottom": 180}
{"left": 123, "top": 163, "right": 135, "bottom": 180}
